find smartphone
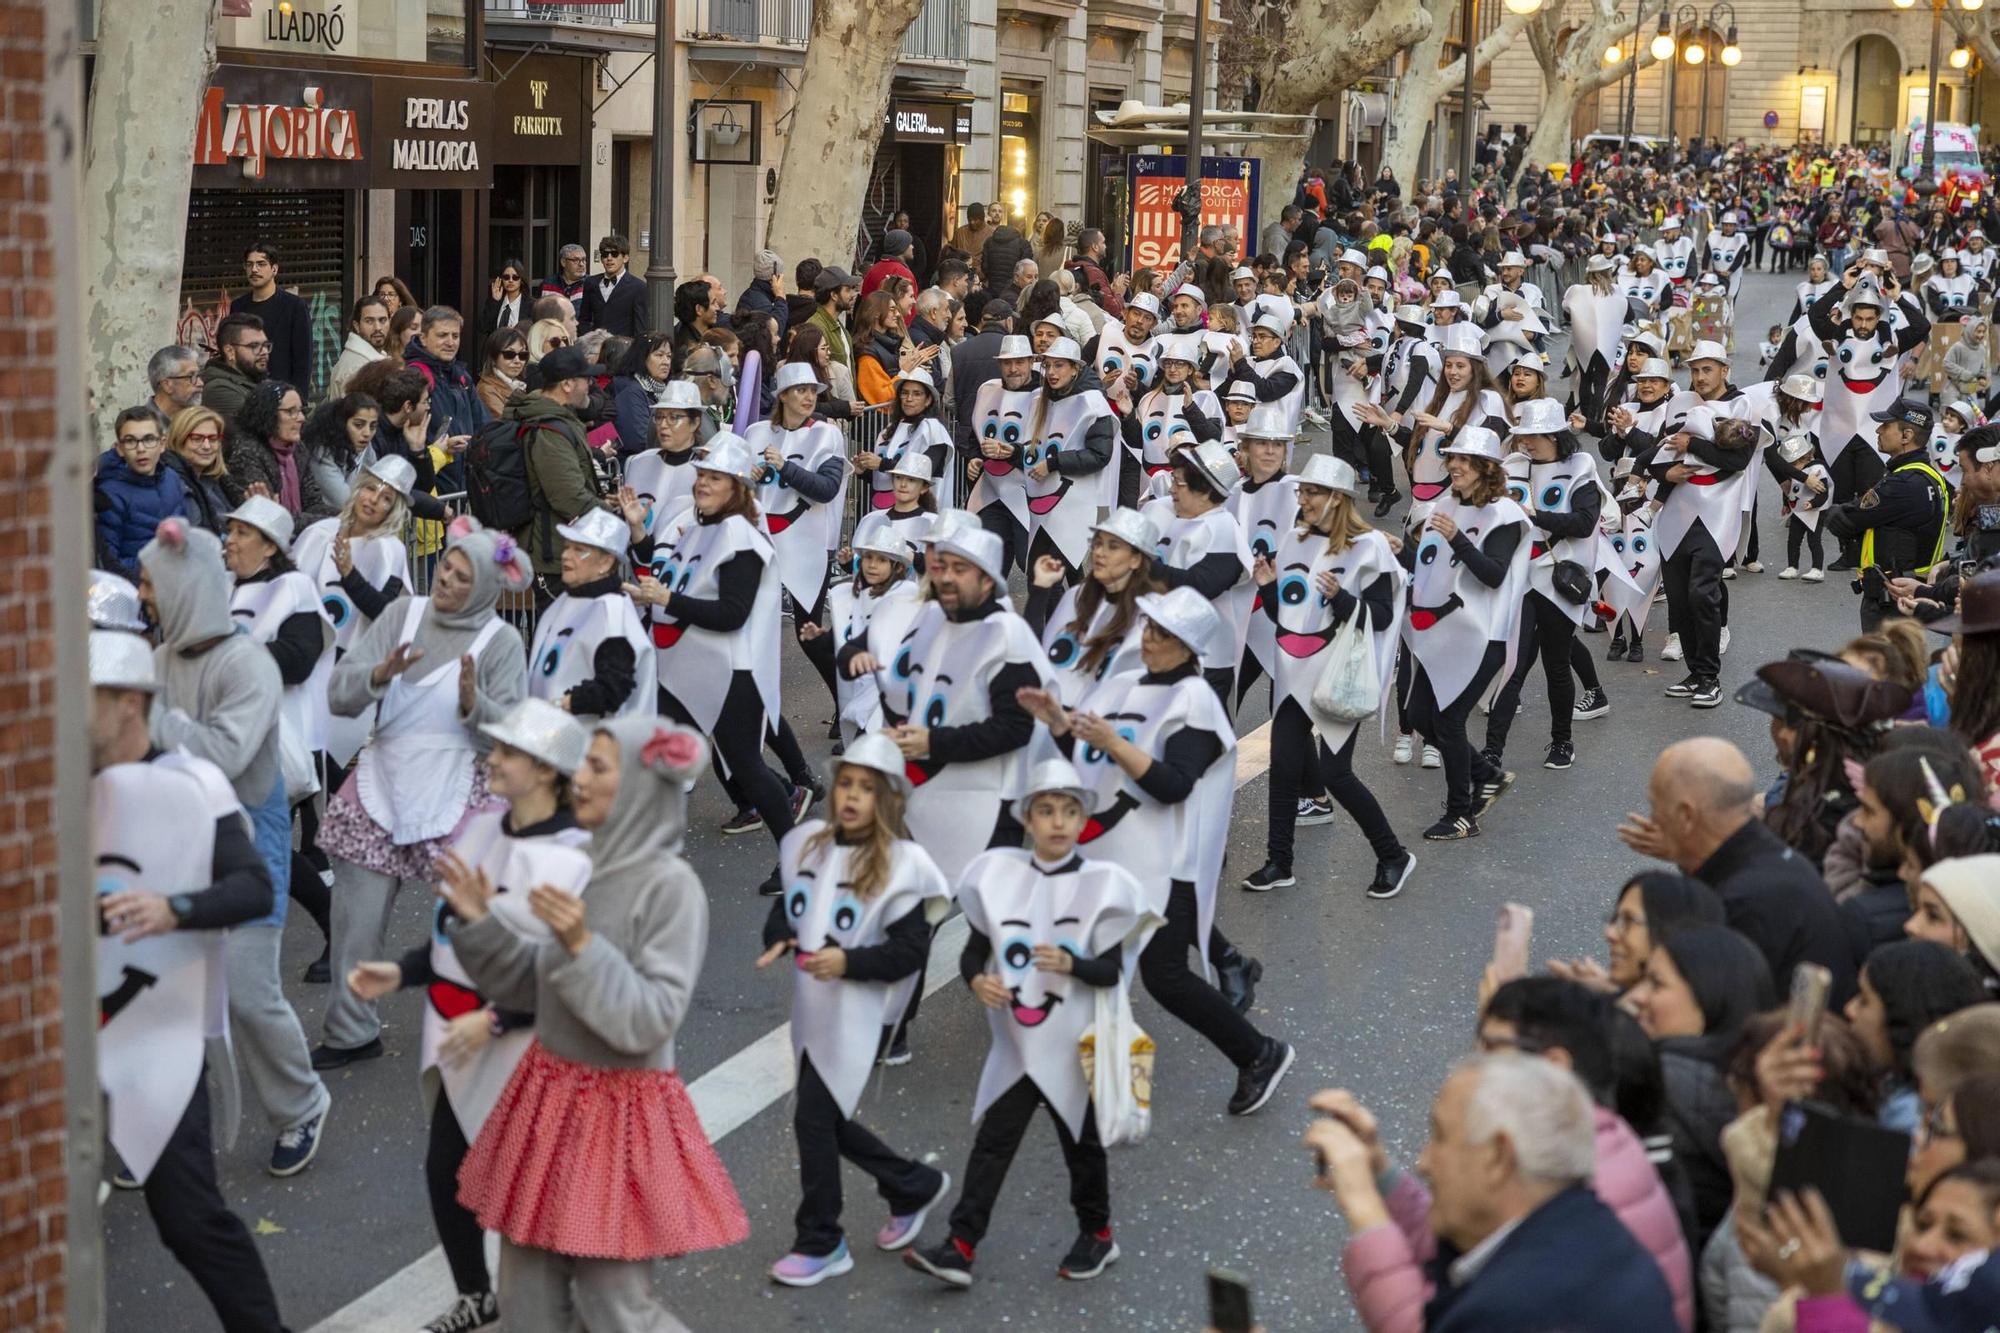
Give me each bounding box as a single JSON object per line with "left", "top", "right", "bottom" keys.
{"left": 1207, "top": 1267, "right": 1255, "bottom": 1333}
{"left": 1787, "top": 962, "right": 1833, "bottom": 1046}
{"left": 436, "top": 414, "right": 453, "bottom": 439}
{"left": 1491, "top": 903, "right": 1534, "bottom": 986}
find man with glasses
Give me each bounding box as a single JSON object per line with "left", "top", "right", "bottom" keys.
{"left": 147, "top": 345, "right": 203, "bottom": 420}
{"left": 538, "top": 241, "right": 589, "bottom": 303}
{"left": 199, "top": 313, "right": 270, "bottom": 422}
{"left": 680, "top": 345, "right": 733, "bottom": 445}
{"left": 327, "top": 296, "right": 390, "bottom": 397}
{"left": 580, "top": 232, "right": 648, "bottom": 337}
{"left": 228, "top": 241, "right": 313, "bottom": 392}
{"left": 94, "top": 406, "right": 187, "bottom": 578}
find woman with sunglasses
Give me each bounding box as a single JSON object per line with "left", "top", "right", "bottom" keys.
{"left": 609, "top": 332, "right": 678, "bottom": 459}
{"left": 478, "top": 257, "right": 530, "bottom": 335}
{"left": 477, "top": 328, "right": 530, "bottom": 420}
{"left": 527, "top": 318, "right": 571, "bottom": 362}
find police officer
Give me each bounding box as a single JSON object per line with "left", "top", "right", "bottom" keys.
{"left": 1825, "top": 398, "right": 1952, "bottom": 629}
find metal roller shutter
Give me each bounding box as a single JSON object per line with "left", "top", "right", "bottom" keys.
{"left": 177, "top": 187, "right": 353, "bottom": 400}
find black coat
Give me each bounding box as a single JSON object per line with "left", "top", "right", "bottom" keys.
{"left": 580, "top": 271, "right": 649, "bottom": 338}
{"left": 1824, "top": 449, "right": 1950, "bottom": 576}
{"left": 981, "top": 228, "right": 1032, "bottom": 290}
{"left": 229, "top": 289, "right": 314, "bottom": 394}
{"left": 1694, "top": 818, "right": 1858, "bottom": 1005}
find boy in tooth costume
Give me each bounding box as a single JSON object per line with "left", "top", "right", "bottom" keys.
{"left": 89, "top": 630, "right": 290, "bottom": 1330}
{"left": 963, "top": 335, "right": 1043, "bottom": 575}
{"left": 1703, "top": 213, "right": 1752, "bottom": 300}
{"left": 291, "top": 456, "right": 415, "bottom": 766}
{"left": 1775, "top": 435, "right": 1834, "bottom": 576}
{"left": 619, "top": 379, "right": 704, "bottom": 539}
{"left": 761, "top": 732, "right": 952, "bottom": 1283}
{"left": 1149, "top": 440, "right": 1256, "bottom": 705}
{"left": 1219, "top": 381, "right": 1258, "bottom": 448}
{"left": 1131, "top": 333, "right": 1223, "bottom": 477}
{"left": 742, "top": 361, "right": 851, "bottom": 612}
{"left": 1930, "top": 400, "right": 1975, "bottom": 485}
{"left": 864, "top": 367, "right": 955, "bottom": 511}
{"left": 904, "top": 758, "right": 1151, "bottom": 1288}
{"left": 1027, "top": 507, "right": 1157, "bottom": 707}
{"left": 826, "top": 529, "right": 922, "bottom": 739}
{"left": 1022, "top": 336, "right": 1118, "bottom": 579}
{"left": 526, "top": 507, "right": 654, "bottom": 720}
{"left": 225, "top": 496, "right": 335, "bottom": 803}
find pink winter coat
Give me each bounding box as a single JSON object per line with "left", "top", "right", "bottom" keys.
{"left": 1342, "top": 1104, "right": 1695, "bottom": 1333}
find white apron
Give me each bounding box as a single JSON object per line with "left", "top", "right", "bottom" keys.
{"left": 527, "top": 589, "right": 656, "bottom": 719}
{"left": 1268, "top": 527, "right": 1404, "bottom": 748}
{"left": 291, "top": 519, "right": 408, "bottom": 765}
{"left": 1402, "top": 493, "right": 1531, "bottom": 707}
{"left": 1026, "top": 387, "right": 1117, "bottom": 570}
{"left": 230, "top": 570, "right": 334, "bottom": 799}
{"left": 964, "top": 380, "right": 1039, "bottom": 533}
{"left": 355, "top": 600, "right": 504, "bottom": 846}
{"left": 743, "top": 417, "right": 847, "bottom": 608}
{"left": 643, "top": 513, "right": 783, "bottom": 735}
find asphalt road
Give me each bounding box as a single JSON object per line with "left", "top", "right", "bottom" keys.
{"left": 104, "top": 268, "right": 1854, "bottom": 1332}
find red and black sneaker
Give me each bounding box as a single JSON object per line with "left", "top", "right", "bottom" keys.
{"left": 904, "top": 1236, "right": 975, "bottom": 1288}
{"left": 1058, "top": 1228, "right": 1120, "bottom": 1280}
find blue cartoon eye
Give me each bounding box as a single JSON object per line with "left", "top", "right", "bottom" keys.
{"left": 892, "top": 646, "right": 916, "bottom": 681}
{"left": 1507, "top": 481, "right": 1529, "bottom": 503}
{"left": 982, "top": 416, "right": 1000, "bottom": 441}
{"left": 1002, "top": 936, "right": 1033, "bottom": 972}
{"left": 1083, "top": 726, "right": 1137, "bottom": 766}
{"left": 786, "top": 886, "right": 809, "bottom": 920}
{"left": 1418, "top": 537, "right": 1444, "bottom": 565}
{"left": 1278, "top": 573, "right": 1309, "bottom": 605}
{"left": 322, "top": 591, "right": 353, "bottom": 628}
{"left": 1144, "top": 420, "right": 1165, "bottom": 442}
{"left": 1631, "top": 534, "right": 1650, "bottom": 555}
{"left": 1047, "top": 633, "right": 1080, "bottom": 668}
{"left": 1838, "top": 345, "right": 1853, "bottom": 364}
{"left": 676, "top": 567, "right": 696, "bottom": 592}
{"left": 1539, "top": 482, "right": 1568, "bottom": 509}
{"left": 1023, "top": 443, "right": 1043, "bottom": 467}
{"left": 1250, "top": 534, "right": 1276, "bottom": 560}
{"left": 1611, "top": 534, "right": 1627, "bottom": 555}
{"left": 1104, "top": 353, "right": 1125, "bottom": 374}
{"left": 537, "top": 643, "right": 564, "bottom": 677}
{"left": 652, "top": 555, "right": 678, "bottom": 585}
{"left": 923, "top": 691, "right": 947, "bottom": 727}
{"left": 831, "top": 893, "right": 861, "bottom": 934}
{"left": 1000, "top": 422, "right": 1023, "bottom": 445}
{"left": 1044, "top": 432, "right": 1065, "bottom": 457}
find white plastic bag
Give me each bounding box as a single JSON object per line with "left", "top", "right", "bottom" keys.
{"left": 1079, "top": 984, "right": 1155, "bottom": 1147}
{"left": 1309, "top": 605, "right": 1380, "bottom": 722}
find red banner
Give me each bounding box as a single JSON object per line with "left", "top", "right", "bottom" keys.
{"left": 1126, "top": 155, "right": 1261, "bottom": 274}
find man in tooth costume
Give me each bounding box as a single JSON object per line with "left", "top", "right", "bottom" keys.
{"left": 89, "top": 629, "right": 288, "bottom": 1330}
{"left": 1703, "top": 213, "right": 1751, "bottom": 300}
{"left": 138, "top": 517, "right": 333, "bottom": 1165}
{"left": 1091, "top": 292, "right": 1163, "bottom": 412}
{"left": 1652, "top": 218, "right": 1696, "bottom": 290}
{"left": 1808, "top": 267, "right": 1931, "bottom": 510}
{"left": 827, "top": 528, "right": 921, "bottom": 738}
{"left": 963, "top": 335, "right": 1043, "bottom": 577}
{"left": 870, "top": 527, "right": 1051, "bottom": 882}
{"left": 526, "top": 507, "right": 654, "bottom": 720}
{"left": 1022, "top": 337, "right": 1118, "bottom": 579}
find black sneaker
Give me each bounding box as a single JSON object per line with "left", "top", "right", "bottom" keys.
{"left": 1544, "top": 741, "right": 1575, "bottom": 770}
{"left": 1626, "top": 638, "right": 1645, "bottom": 662}
{"left": 1663, "top": 673, "right": 1700, "bottom": 698}
{"left": 789, "top": 784, "right": 818, "bottom": 823}
{"left": 308, "top": 1038, "right": 382, "bottom": 1071}
{"left": 1372, "top": 489, "right": 1402, "bottom": 518}
{"left": 1213, "top": 951, "right": 1262, "bottom": 1015}
{"left": 1572, "top": 686, "right": 1610, "bottom": 720}
{"left": 1422, "top": 814, "right": 1480, "bottom": 841}
{"left": 1474, "top": 771, "right": 1515, "bottom": 817}
{"left": 1689, "top": 678, "right": 1723, "bottom": 709}
{"left": 721, "top": 806, "right": 765, "bottom": 836}
{"left": 905, "top": 1237, "right": 975, "bottom": 1288}
{"left": 1241, "top": 860, "right": 1296, "bottom": 892}
{"left": 1605, "top": 635, "right": 1627, "bottom": 661}
{"left": 268, "top": 1106, "right": 327, "bottom": 1177}
{"left": 1228, "top": 1039, "right": 1296, "bottom": 1116}
{"left": 758, "top": 866, "right": 784, "bottom": 897}
{"left": 1477, "top": 745, "right": 1503, "bottom": 771}
{"left": 1058, "top": 1230, "right": 1120, "bottom": 1280}
{"left": 422, "top": 1291, "right": 499, "bottom": 1333}
{"left": 302, "top": 945, "right": 332, "bottom": 985}
{"left": 1295, "top": 796, "right": 1336, "bottom": 826}
{"left": 1366, "top": 850, "right": 1416, "bottom": 900}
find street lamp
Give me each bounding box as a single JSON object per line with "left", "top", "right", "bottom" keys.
{"left": 1460, "top": 0, "right": 1544, "bottom": 212}
{"left": 1617, "top": 1, "right": 1669, "bottom": 158}
{"left": 1909, "top": 0, "right": 1983, "bottom": 196}
{"left": 1693, "top": 3, "right": 1735, "bottom": 142}
{"left": 1953, "top": 43, "right": 1975, "bottom": 68}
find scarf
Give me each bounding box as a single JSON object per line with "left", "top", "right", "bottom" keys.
{"left": 636, "top": 371, "right": 668, "bottom": 398}
{"left": 267, "top": 436, "right": 302, "bottom": 515}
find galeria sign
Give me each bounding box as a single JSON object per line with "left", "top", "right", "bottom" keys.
{"left": 193, "top": 83, "right": 361, "bottom": 180}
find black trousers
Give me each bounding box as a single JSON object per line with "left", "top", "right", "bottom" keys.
{"left": 427, "top": 1095, "right": 489, "bottom": 1296}
{"left": 661, "top": 673, "right": 794, "bottom": 850}
{"left": 976, "top": 502, "right": 1026, "bottom": 579}
{"left": 1139, "top": 879, "right": 1265, "bottom": 1068}
{"left": 1662, "top": 526, "right": 1726, "bottom": 681}
{"left": 795, "top": 585, "right": 839, "bottom": 704}
{"left": 793, "top": 1055, "right": 942, "bottom": 1256}
{"left": 1026, "top": 526, "right": 1080, "bottom": 584}
{"left": 1786, "top": 516, "right": 1826, "bottom": 570}
{"left": 142, "top": 1075, "right": 285, "bottom": 1332}
{"left": 946, "top": 1075, "right": 1108, "bottom": 1247}
{"left": 1485, "top": 590, "right": 1583, "bottom": 756}
{"left": 1404, "top": 641, "right": 1508, "bottom": 818}
{"left": 1201, "top": 665, "right": 1236, "bottom": 720}
{"left": 1265, "top": 698, "right": 1405, "bottom": 867}
{"left": 1830, "top": 445, "right": 1887, "bottom": 562}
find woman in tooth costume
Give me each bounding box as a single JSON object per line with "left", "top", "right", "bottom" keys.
{"left": 1229, "top": 405, "right": 1303, "bottom": 705}
{"left": 525, "top": 507, "right": 653, "bottom": 721}
{"left": 1146, "top": 440, "right": 1255, "bottom": 709}
{"left": 1399, "top": 425, "right": 1532, "bottom": 840}
{"left": 857, "top": 367, "right": 954, "bottom": 512}
{"left": 618, "top": 379, "right": 704, "bottom": 540}
{"left": 1652, "top": 219, "right": 1696, "bottom": 290}
{"left": 452, "top": 718, "right": 748, "bottom": 1330}
{"left": 624, "top": 435, "right": 796, "bottom": 865}
{"left": 823, "top": 528, "right": 922, "bottom": 741}
{"left": 1921, "top": 250, "right": 1979, "bottom": 396}
{"left": 757, "top": 732, "right": 952, "bottom": 1287}
{"left": 1368, "top": 323, "right": 1508, "bottom": 510}
{"left": 345, "top": 697, "right": 592, "bottom": 1332}
{"left": 1565, "top": 255, "right": 1632, "bottom": 432}
{"left": 962, "top": 335, "right": 1043, "bottom": 578}
{"left": 1016, "top": 588, "right": 1296, "bottom": 1119}
{"left": 1023, "top": 507, "right": 1159, "bottom": 707}
{"left": 1127, "top": 333, "right": 1223, "bottom": 481}
{"left": 1021, "top": 337, "right": 1118, "bottom": 581}
{"left": 1247, "top": 453, "right": 1415, "bottom": 898}
{"left": 315, "top": 518, "right": 533, "bottom": 1064}
{"left": 1618, "top": 249, "right": 1671, "bottom": 316}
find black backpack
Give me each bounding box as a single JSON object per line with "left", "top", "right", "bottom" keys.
{"left": 463, "top": 418, "right": 535, "bottom": 532}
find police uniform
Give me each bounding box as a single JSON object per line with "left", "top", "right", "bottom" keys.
{"left": 1825, "top": 399, "right": 1951, "bottom": 629}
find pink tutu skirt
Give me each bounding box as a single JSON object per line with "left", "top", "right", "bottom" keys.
{"left": 457, "top": 1040, "right": 749, "bottom": 1261}
{"left": 317, "top": 767, "right": 495, "bottom": 882}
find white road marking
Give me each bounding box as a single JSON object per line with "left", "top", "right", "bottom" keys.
{"left": 307, "top": 719, "right": 1274, "bottom": 1332}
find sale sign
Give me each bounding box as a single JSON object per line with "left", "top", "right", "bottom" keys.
{"left": 1125, "top": 154, "right": 1262, "bottom": 274}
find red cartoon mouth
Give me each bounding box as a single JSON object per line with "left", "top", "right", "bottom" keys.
{"left": 1687, "top": 473, "right": 1720, "bottom": 486}
{"left": 1411, "top": 481, "right": 1448, "bottom": 502}
{"left": 904, "top": 760, "right": 932, "bottom": 787}
{"left": 1842, "top": 376, "right": 1883, "bottom": 396}
{"left": 871, "top": 492, "right": 895, "bottom": 510}
{"left": 1144, "top": 463, "right": 1172, "bottom": 476}
{"left": 1408, "top": 594, "right": 1465, "bottom": 631}
{"left": 1277, "top": 627, "right": 1337, "bottom": 658}
{"left": 1079, "top": 792, "right": 1138, "bottom": 842}
{"left": 1026, "top": 478, "right": 1074, "bottom": 515}
{"left": 982, "top": 459, "right": 1016, "bottom": 476}
{"left": 651, "top": 623, "right": 684, "bottom": 649}
{"left": 1530, "top": 541, "right": 1549, "bottom": 559}
{"left": 1010, "top": 990, "right": 1063, "bottom": 1027}
{"left": 793, "top": 950, "right": 817, "bottom": 973}
{"left": 766, "top": 502, "right": 809, "bottom": 534}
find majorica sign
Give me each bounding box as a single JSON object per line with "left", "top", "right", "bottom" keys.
{"left": 192, "top": 84, "right": 361, "bottom": 180}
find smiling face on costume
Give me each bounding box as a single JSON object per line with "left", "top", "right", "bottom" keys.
{"left": 432, "top": 549, "right": 475, "bottom": 613}
{"left": 572, "top": 732, "right": 621, "bottom": 830}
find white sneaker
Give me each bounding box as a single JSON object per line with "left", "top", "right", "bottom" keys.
{"left": 1721, "top": 566, "right": 1736, "bottom": 580}
{"left": 1803, "top": 567, "right": 1824, "bottom": 582}
{"left": 1393, "top": 734, "right": 1415, "bottom": 765}
{"left": 1661, "top": 633, "right": 1683, "bottom": 662}
{"left": 1778, "top": 566, "right": 1799, "bottom": 580}
{"left": 1719, "top": 626, "right": 1731, "bottom": 655}
{"left": 1420, "top": 744, "right": 1443, "bottom": 769}
{"left": 1744, "top": 560, "right": 1764, "bottom": 573}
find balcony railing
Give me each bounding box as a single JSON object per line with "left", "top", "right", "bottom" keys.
{"left": 483, "top": 0, "right": 964, "bottom": 60}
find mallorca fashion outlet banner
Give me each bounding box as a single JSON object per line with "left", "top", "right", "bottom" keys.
{"left": 1124, "top": 155, "right": 1261, "bottom": 274}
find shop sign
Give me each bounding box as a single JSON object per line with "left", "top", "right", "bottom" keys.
{"left": 1124, "top": 154, "right": 1261, "bottom": 273}
{"left": 192, "top": 74, "right": 368, "bottom": 186}
{"left": 494, "top": 55, "right": 586, "bottom": 164}
{"left": 889, "top": 100, "right": 970, "bottom": 144}
{"left": 370, "top": 78, "right": 495, "bottom": 189}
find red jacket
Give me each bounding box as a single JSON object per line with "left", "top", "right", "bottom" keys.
{"left": 860, "top": 258, "right": 916, "bottom": 298}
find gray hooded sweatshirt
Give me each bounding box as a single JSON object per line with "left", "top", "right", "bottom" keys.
{"left": 452, "top": 716, "right": 711, "bottom": 1071}
{"left": 142, "top": 520, "right": 283, "bottom": 808}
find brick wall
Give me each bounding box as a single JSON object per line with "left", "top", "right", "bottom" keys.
{"left": 0, "top": 0, "right": 71, "bottom": 1323}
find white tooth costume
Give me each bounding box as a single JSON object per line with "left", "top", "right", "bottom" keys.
{"left": 1155, "top": 505, "right": 1256, "bottom": 674}
{"left": 1654, "top": 389, "right": 1764, "bottom": 559}
{"left": 1807, "top": 279, "right": 1929, "bottom": 468}
{"left": 1401, "top": 491, "right": 1532, "bottom": 708}
{"left": 1136, "top": 381, "right": 1224, "bottom": 475}
{"left": 742, "top": 415, "right": 849, "bottom": 608}
{"left": 641, "top": 511, "right": 783, "bottom": 735}
{"left": 620, "top": 449, "right": 700, "bottom": 537}
{"left": 778, "top": 821, "right": 951, "bottom": 1118}
{"left": 1264, "top": 523, "right": 1405, "bottom": 748}
{"left": 290, "top": 517, "right": 409, "bottom": 765}
{"left": 1228, "top": 473, "right": 1300, "bottom": 682}
{"left": 1600, "top": 505, "right": 1663, "bottom": 631}
{"left": 866, "top": 415, "right": 955, "bottom": 511}
{"left": 1024, "top": 384, "right": 1118, "bottom": 572}
{"left": 1652, "top": 233, "right": 1696, "bottom": 286}
{"left": 1094, "top": 325, "right": 1160, "bottom": 402}
{"left": 829, "top": 569, "right": 922, "bottom": 738}
{"left": 1703, "top": 227, "right": 1751, "bottom": 299}
{"left": 229, "top": 568, "right": 334, "bottom": 799}
{"left": 1619, "top": 264, "right": 1670, "bottom": 313}
{"left": 964, "top": 380, "right": 1040, "bottom": 536}
{"left": 1405, "top": 388, "right": 1508, "bottom": 505}
{"left": 526, "top": 585, "right": 655, "bottom": 720}
{"left": 1038, "top": 583, "right": 1147, "bottom": 706}
{"left": 1525, "top": 452, "right": 1605, "bottom": 627}
{"left": 1562, "top": 283, "right": 1629, "bottom": 424}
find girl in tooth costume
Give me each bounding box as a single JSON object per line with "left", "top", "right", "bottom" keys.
{"left": 823, "top": 529, "right": 921, "bottom": 740}
{"left": 1024, "top": 507, "right": 1159, "bottom": 707}
{"left": 1013, "top": 590, "right": 1294, "bottom": 1122}
{"left": 345, "top": 698, "right": 592, "bottom": 1332}
{"left": 1127, "top": 334, "right": 1222, "bottom": 479}
{"left": 1788, "top": 256, "right": 1838, "bottom": 323}
{"left": 525, "top": 508, "right": 653, "bottom": 721}
{"left": 902, "top": 759, "right": 1150, "bottom": 1288}
{"left": 962, "top": 338, "right": 1043, "bottom": 573}
{"left": 857, "top": 367, "right": 954, "bottom": 512}
{"left": 1247, "top": 453, "right": 1413, "bottom": 895}
{"left": 1775, "top": 434, "right": 1833, "bottom": 577}
{"left": 618, "top": 379, "right": 704, "bottom": 540}
{"left": 1229, "top": 407, "right": 1302, "bottom": 704}
{"left": 1147, "top": 441, "right": 1255, "bottom": 707}
{"left": 1021, "top": 338, "right": 1118, "bottom": 581}
{"left": 850, "top": 452, "right": 938, "bottom": 558}
{"left": 452, "top": 719, "right": 748, "bottom": 1329}
{"left": 758, "top": 733, "right": 952, "bottom": 1287}
{"left": 1376, "top": 324, "right": 1509, "bottom": 507}
{"left": 625, "top": 436, "right": 796, "bottom": 859}
{"left": 1921, "top": 253, "right": 1980, "bottom": 398}
{"left": 1399, "top": 425, "right": 1532, "bottom": 838}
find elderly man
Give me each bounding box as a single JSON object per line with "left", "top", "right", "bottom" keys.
{"left": 1004, "top": 256, "right": 1039, "bottom": 309}
{"left": 1310, "top": 1054, "right": 1678, "bottom": 1332}
{"left": 538, "top": 242, "right": 589, "bottom": 302}
{"left": 735, "top": 248, "right": 788, "bottom": 339}
{"left": 147, "top": 345, "right": 203, "bottom": 420}
{"left": 1619, "top": 737, "right": 1856, "bottom": 1003}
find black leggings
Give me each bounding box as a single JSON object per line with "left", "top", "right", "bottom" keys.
{"left": 1405, "top": 641, "right": 1508, "bottom": 818}
{"left": 1485, "top": 590, "right": 1584, "bottom": 757}
{"left": 1786, "top": 516, "right": 1826, "bottom": 569}
{"left": 662, "top": 672, "right": 794, "bottom": 850}
{"left": 796, "top": 585, "right": 838, "bottom": 704}
{"left": 427, "top": 1095, "right": 489, "bottom": 1296}
{"left": 1139, "top": 879, "right": 1266, "bottom": 1069}
{"left": 1265, "top": 698, "right": 1405, "bottom": 868}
